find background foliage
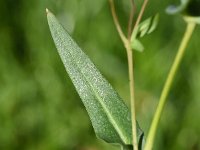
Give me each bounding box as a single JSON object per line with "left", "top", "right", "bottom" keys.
{"left": 0, "top": 0, "right": 199, "bottom": 149}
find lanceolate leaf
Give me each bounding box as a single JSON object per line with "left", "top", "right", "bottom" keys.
{"left": 134, "top": 14, "right": 159, "bottom": 39}
{"left": 46, "top": 10, "right": 144, "bottom": 146}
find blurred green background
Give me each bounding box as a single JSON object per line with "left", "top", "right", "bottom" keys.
{"left": 0, "top": 0, "right": 200, "bottom": 149}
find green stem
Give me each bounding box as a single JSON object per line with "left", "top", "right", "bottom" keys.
{"left": 127, "top": 1, "right": 149, "bottom": 149}
{"left": 108, "top": 1, "right": 139, "bottom": 148}
{"left": 144, "top": 22, "right": 196, "bottom": 150}
{"left": 125, "top": 41, "right": 138, "bottom": 150}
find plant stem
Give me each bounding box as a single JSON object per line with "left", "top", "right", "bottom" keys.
{"left": 125, "top": 42, "right": 138, "bottom": 150}
{"left": 109, "top": 1, "right": 149, "bottom": 149}
{"left": 132, "top": 0, "right": 149, "bottom": 34}
{"left": 128, "top": 1, "right": 149, "bottom": 149}
{"left": 108, "top": 1, "right": 138, "bottom": 149}
{"left": 144, "top": 22, "right": 196, "bottom": 150}
{"left": 108, "top": 0, "right": 127, "bottom": 45}
{"left": 128, "top": 0, "right": 135, "bottom": 39}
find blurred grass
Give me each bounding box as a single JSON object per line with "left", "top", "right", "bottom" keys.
{"left": 0, "top": 0, "right": 200, "bottom": 149}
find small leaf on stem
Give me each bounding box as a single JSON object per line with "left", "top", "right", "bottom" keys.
{"left": 131, "top": 14, "right": 159, "bottom": 52}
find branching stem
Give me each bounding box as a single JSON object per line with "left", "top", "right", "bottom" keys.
{"left": 109, "top": 1, "right": 149, "bottom": 150}
{"left": 128, "top": 1, "right": 149, "bottom": 150}
{"left": 144, "top": 22, "right": 196, "bottom": 150}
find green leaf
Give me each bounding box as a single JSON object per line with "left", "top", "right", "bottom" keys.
{"left": 135, "top": 14, "right": 159, "bottom": 38}
{"left": 46, "top": 10, "right": 144, "bottom": 146}
{"left": 131, "top": 14, "right": 159, "bottom": 52}
{"left": 131, "top": 39, "right": 144, "bottom": 52}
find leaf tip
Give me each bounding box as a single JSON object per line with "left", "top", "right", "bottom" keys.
{"left": 46, "top": 8, "right": 49, "bottom": 14}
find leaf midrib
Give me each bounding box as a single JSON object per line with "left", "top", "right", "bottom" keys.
{"left": 64, "top": 38, "right": 129, "bottom": 144}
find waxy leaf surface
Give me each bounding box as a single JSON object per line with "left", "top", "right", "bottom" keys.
{"left": 47, "top": 10, "right": 144, "bottom": 145}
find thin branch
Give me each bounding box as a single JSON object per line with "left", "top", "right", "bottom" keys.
{"left": 108, "top": 1, "right": 149, "bottom": 150}
{"left": 128, "top": 0, "right": 136, "bottom": 40}
{"left": 132, "top": 0, "right": 149, "bottom": 34}
{"left": 108, "top": 0, "right": 128, "bottom": 45}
